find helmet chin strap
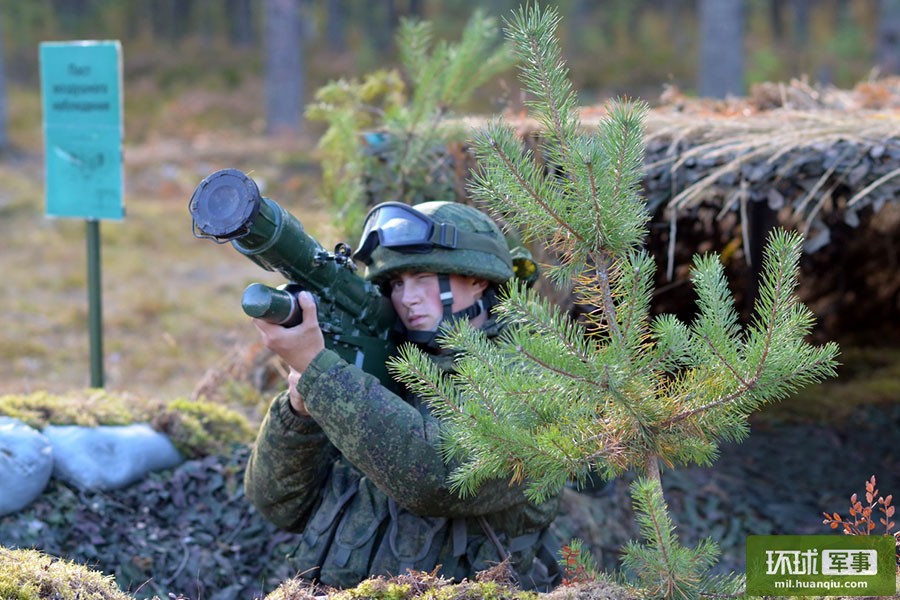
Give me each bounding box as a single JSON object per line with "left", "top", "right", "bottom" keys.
{"left": 400, "top": 274, "right": 492, "bottom": 350}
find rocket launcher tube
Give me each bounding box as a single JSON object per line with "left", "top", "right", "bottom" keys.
{"left": 190, "top": 169, "right": 398, "bottom": 387}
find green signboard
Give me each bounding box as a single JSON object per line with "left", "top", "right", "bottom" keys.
{"left": 40, "top": 40, "right": 123, "bottom": 220}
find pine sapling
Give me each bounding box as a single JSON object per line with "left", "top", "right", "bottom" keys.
{"left": 389, "top": 4, "right": 839, "bottom": 598}
{"left": 306, "top": 11, "right": 514, "bottom": 238}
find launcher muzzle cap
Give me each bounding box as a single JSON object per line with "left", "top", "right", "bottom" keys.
{"left": 189, "top": 168, "right": 261, "bottom": 240}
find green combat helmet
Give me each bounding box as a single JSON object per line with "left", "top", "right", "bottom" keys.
{"left": 353, "top": 201, "right": 527, "bottom": 346}
{"left": 354, "top": 201, "right": 514, "bottom": 285}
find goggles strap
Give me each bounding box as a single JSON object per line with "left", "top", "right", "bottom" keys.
{"left": 432, "top": 228, "right": 507, "bottom": 257}
{"left": 439, "top": 275, "right": 455, "bottom": 321}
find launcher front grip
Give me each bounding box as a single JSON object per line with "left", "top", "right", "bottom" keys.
{"left": 189, "top": 168, "right": 399, "bottom": 388}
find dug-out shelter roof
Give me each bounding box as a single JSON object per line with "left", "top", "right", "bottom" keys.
{"left": 449, "top": 78, "right": 900, "bottom": 344}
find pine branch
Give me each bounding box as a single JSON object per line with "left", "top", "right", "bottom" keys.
{"left": 439, "top": 10, "right": 514, "bottom": 108}
{"left": 615, "top": 250, "right": 655, "bottom": 350}
{"left": 586, "top": 150, "right": 605, "bottom": 246}
{"left": 644, "top": 314, "right": 692, "bottom": 374}
{"left": 514, "top": 344, "right": 601, "bottom": 387}
{"left": 595, "top": 100, "right": 651, "bottom": 253}
{"left": 624, "top": 477, "right": 722, "bottom": 600}
{"left": 397, "top": 18, "right": 433, "bottom": 84}
{"left": 471, "top": 124, "right": 581, "bottom": 244}
{"left": 505, "top": 5, "right": 580, "bottom": 190}
{"left": 661, "top": 384, "right": 753, "bottom": 429}
{"left": 689, "top": 254, "right": 744, "bottom": 370}
{"left": 594, "top": 254, "right": 623, "bottom": 343}
{"left": 699, "top": 333, "right": 751, "bottom": 388}
{"left": 626, "top": 477, "right": 681, "bottom": 595}
{"left": 496, "top": 285, "right": 597, "bottom": 370}
{"left": 747, "top": 228, "right": 803, "bottom": 382}
{"left": 387, "top": 343, "right": 465, "bottom": 423}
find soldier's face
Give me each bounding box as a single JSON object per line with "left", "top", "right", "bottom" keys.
{"left": 389, "top": 271, "right": 488, "bottom": 332}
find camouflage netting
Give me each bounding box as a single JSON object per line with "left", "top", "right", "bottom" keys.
{"left": 0, "top": 445, "right": 306, "bottom": 600}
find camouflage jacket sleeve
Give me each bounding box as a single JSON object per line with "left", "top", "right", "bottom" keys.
{"left": 298, "top": 349, "right": 537, "bottom": 518}
{"left": 243, "top": 389, "right": 340, "bottom": 532}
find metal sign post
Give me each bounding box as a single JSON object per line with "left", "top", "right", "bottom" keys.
{"left": 40, "top": 40, "right": 124, "bottom": 388}
{"left": 86, "top": 218, "right": 103, "bottom": 387}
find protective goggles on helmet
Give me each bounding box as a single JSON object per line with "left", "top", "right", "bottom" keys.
{"left": 353, "top": 202, "right": 504, "bottom": 265}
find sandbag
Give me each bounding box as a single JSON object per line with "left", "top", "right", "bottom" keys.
{"left": 0, "top": 416, "right": 54, "bottom": 516}
{"left": 44, "top": 423, "right": 183, "bottom": 491}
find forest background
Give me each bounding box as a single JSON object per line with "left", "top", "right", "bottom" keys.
{"left": 1, "top": 0, "right": 897, "bottom": 407}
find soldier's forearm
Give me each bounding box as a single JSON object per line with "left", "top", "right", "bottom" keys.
{"left": 244, "top": 391, "right": 337, "bottom": 530}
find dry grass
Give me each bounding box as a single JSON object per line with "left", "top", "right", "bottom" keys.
{"left": 0, "top": 84, "right": 335, "bottom": 416}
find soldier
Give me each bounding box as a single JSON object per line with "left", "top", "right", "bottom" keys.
{"left": 244, "top": 201, "right": 561, "bottom": 590}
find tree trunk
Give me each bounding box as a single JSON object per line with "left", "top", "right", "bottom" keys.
{"left": 665, "top": 0, "right": 690, "bottom": 65}
{"left": 877, "top": 0, "right": 900, "bottom": 75}
{"left": 770, "top": 0, "right": 785, "bottom": 42}
{"left": 368, "top": 1, "right": 396, "bottom": 53}
{"left": 228, "top": 0, "right": 256, "bottom": 47}
{"left": 264, "top": 0, "right": 304, "bottom": 135}
{"left": 151, "top": 0, "right": 178, "bottom": 42}
{"left": 698, "top": 0, "right": 745, "bottom": 98}
{"left": 791, "top": 0, "right": 810, "bottom": 46}
{"left": 0, "top": 1, "right": 7, "bottom": 151}
{"left": 325, "top": 0, "right": 346, "bottom": 53}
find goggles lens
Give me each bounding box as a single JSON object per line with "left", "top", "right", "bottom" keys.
{"left": 354, "top": 203, "right": 440, "bottom": 264}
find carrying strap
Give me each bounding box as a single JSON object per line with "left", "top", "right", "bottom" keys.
{"left": 302, "top": 478, "right": 360, "bottom": 548}
{"left": 478, "top": 515, "right": 542, "bottom": 557}
{"left": 386, "top": 497, "right": 447, "bottom": 573}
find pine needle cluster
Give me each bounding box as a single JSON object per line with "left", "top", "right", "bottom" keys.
{"left": 389, "top": 4, "right": 839, "bottom": 598}
{"left": 622, "top": 479, "right": 737, "bottom": 600}
{"left": 306, "top": 11, "right": 515, "bottom": 238}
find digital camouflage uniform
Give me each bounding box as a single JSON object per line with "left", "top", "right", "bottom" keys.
{"left": 244, "top": 202, "right": 561, "bottom": 590}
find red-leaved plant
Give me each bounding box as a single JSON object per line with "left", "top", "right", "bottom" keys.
{"left": 822, "top": 475, "right": 899, "bottom": 571}
{"left": 559, "top": 539, "right": 599, "bottom": 586}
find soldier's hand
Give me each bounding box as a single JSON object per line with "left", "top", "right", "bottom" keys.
{"left": 253, "top": 291, "right": 325, "bottom": 376}
{"left": 286, "top": 368, "right": 309, "bottom": 417}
